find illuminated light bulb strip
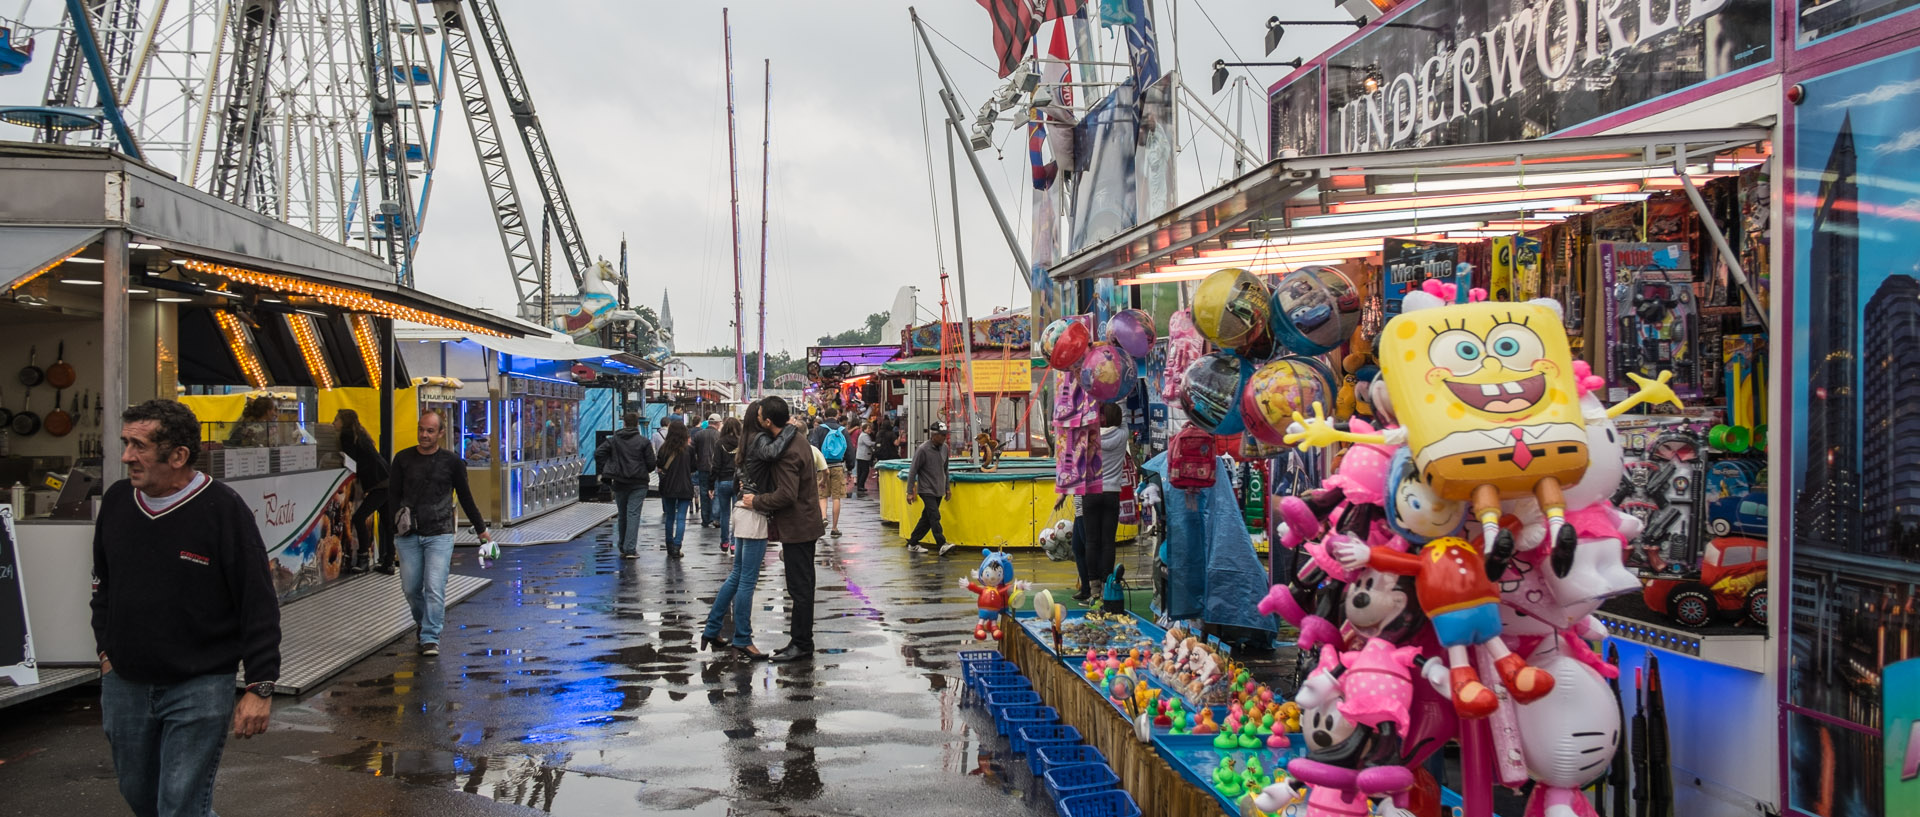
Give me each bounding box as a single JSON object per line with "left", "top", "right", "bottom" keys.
{"left": 7, "top": 248, "right": 87, "bottom": 291}
{"left": 214, "top": 310, "right": 270, "bottom": 389}
{"left": 350, "top": 313, "right": 383, "bottom": 384}
{"left": 288, "top": 313, "right": 337, "bottom": 390}
{"left": 179, "top": 260, "right": 509, "bottom": 337}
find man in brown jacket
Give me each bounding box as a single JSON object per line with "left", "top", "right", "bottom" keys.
{"left": 742, "top": 396, "right": 824, "bottom": 662}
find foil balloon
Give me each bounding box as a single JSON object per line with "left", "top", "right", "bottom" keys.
{"left": 1239, "top": 357, "right": 1334, "bottom": 446}
{"left": 1039, "top": 319, "right": 1072, "bottom": 361}
{"left": 1269, "top": 265, "right": 1362, "bottom": 355}
{"left": 1047, "top": 319, "right": 1092, "bottom": 369}
{"left": 1180, "top": 352, "right": 1252, "bottom": 436}
{"left": 1192, "top": 268, "right": 1273, "bottom": 354}
{"left": 1106, "top": 308, "right": 1158, "bottom": 358}
{"left": 1080, "top": 343, "right": 1137, "bottom": 403}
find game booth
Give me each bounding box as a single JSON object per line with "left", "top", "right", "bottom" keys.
{"left": 935, "top": 0, "right": 1920, "bottom": 813}
{"left": 0, "top": 144, "right": 531, "bottom": 703}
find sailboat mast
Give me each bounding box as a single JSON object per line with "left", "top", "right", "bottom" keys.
{"left": 757, "top": 59, "right": 771, "bottom": 398}
{"left": 724, "top": 8, "right": 747, "bottom": 396}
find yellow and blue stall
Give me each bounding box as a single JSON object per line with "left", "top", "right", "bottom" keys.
{"left": 875, "top": 457, "right": 1135, "bottom": 549}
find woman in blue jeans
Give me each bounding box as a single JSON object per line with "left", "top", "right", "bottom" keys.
{"left": 654, "top": 419, "right": 695, "bottom": 557}
{"left": 711, "top": 416, "right": 741, "bottom": 550}
{"left": 703, "top": 402, "right": 773, "bottom": 657}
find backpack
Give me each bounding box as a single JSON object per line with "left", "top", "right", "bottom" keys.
{"left": 1168, "top": 424, "right": 1217, "bottom": 491}
{"left": 821, "top": 426, "right": 848, "bottom": 461}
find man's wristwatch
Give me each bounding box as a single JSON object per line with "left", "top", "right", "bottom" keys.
{"left": 245, "top": 681, "right": 276, "bottom": 699}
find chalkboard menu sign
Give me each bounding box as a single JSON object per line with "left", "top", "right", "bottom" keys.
{"left": 0, "top": 505, "right": 39, "bottom": 686}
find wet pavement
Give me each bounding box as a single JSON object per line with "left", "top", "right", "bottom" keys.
{"left": 0, "top": 496, "right": 1156, "bottom": 817}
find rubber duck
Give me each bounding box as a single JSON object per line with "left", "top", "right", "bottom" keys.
{"left": 1237, "top": 716, "right": 1265, "bottom": 749}
{"left": 1192, "top": 708, "right": 1218, "bottom": 735}
{"left": 1259, "top": 687, "right": 1275, "bottom": 706}
{"left": 1170, "top": 710, "right": 1188, "bottom": 734}
{"left": 1214, "top": 758, "right": 1245, "bottom": 799}
{"left": 1153, "top": 699, "right": 1172, "bottom": 728}
{"left": 1214, "top": 715, "right": 1241, "bottom": 749}
{"left": 1266, "top": 719, "right": 1291, "bottom": 749}
{"left": 1242, "top": 757, "right": 1270, "bottom": 791}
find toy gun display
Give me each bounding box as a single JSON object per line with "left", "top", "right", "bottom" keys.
{"left": 1600, "top": 643, "right": 1629, "bottom": 817}
{"left": 1648, "top": 655, "right": 1673, "bottom": 817}
{"left": 1631, "top": 667, "right": 1649, "bottom": 817}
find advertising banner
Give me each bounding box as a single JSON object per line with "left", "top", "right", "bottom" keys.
{"left": 1072, "top": 79, "right": 1140, "bottom": 253}
{"left": 1381, "top": 239, "right": 1459, "bottom": 317}
{"left": 1800, "top": 0, "right": 1920, "bottom": 44}
{"left": 970, "top": 359, "right": 1034, "bottom": 393}
{"left": 226, "top": 468, "right": 360, "bottom": 602}
{"left": 1269, "top": 67, "right": 1324, "bottom": 157}
{"left": 1788, "top": 44, "right": 1920, "bottom": 817}
{"left": 1323, "top": 0, "right": 1771, "bottom": 154}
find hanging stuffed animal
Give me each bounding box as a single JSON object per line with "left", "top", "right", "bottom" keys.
{"left": 958, "top": 549, "right": 1028, "bottom": 640}
{"left": 1289, "top": 278, "right": 1680, "bottom": 598}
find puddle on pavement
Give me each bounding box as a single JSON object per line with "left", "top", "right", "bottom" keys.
{"left": 314, "top": 740, "right": 656, "bottom": 813}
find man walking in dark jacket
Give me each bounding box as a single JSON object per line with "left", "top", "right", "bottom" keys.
{"left": 691, "top": 415, "right": 720, "bottom": 527}
{"left": 596, "top": 411, "right": 656, "bottom": 559}
{"left": 743, "top": 396, "right": 824, "bottom": 662}
{"left": 93, "top": 399, "right": 281, "bottom": 817}
{"left": 390, "top": 410, "right": 491, "bottom": 657}
{"left": 906, "top": 421, "right": 954, "bottom": 556}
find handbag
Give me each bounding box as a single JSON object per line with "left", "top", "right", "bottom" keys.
{"left": 394, "top": 505, "right": 413, "bottom": 536}
{"left": 732, "top": 501, "right": 769, "bottom": 540}
{"left": 1118, "top": 453, "right": 1139, "bottom": 525}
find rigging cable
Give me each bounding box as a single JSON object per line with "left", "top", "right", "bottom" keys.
{"left": 912, "top": 21, "right": 950, "bottom": 287}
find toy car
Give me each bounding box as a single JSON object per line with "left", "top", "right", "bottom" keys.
{"left": 1290, "top": 303, "right": 1333, "bottom": 331}
{"left": 1642, "top": 537, "right": 1767, "bottom": 628}
{"left": 1705, "top": 490, "right": 1767, "bottom": 538}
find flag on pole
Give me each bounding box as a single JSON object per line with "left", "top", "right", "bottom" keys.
{"left": 1123, "top": 0, "right": 1160, "bottom": 86}
{"left": 1040, "top": 20, "right": 1076, "bottom": 168}
{"left": 978, "top": 0, "right": 1082, "bottom": 78}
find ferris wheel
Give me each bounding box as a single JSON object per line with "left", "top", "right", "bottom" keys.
{"left": 0, "top": 0, "right": 593, "bottom": 310}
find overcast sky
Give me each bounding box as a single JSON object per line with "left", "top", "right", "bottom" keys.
{"left": 3, "top": 1, "right": 1354, "bottom": 354}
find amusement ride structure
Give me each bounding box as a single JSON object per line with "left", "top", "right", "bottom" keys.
{"left": 0, "top": 0, "right": 655, "bottom": 351}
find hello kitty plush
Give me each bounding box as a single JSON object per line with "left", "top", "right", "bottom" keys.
{"left": 958, "top": 549, "right": 1027, "bottom": 640}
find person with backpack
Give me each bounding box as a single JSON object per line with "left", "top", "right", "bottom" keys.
{"left": 808, "top": 407, "right": 852, "bottom": 537}
{"left": 691, "top": 414, "right": 720, "bottom": 528}
{"left": 1078, "top": 403, "right": 1131, "bottom": 602}
{"left": 595, "top": 411, "right": 656, "bottom": 559}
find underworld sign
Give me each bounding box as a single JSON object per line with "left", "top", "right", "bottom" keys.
{"left": 1323, "top": 0, "right": 1771, "bottom": 153}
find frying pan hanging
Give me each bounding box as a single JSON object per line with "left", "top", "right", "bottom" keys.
{"left": 18, "top": 346, "right": 43, "bottom": 388}
{"left": 45, "top": 341, "right": 75, "bottom": 390}
{"left": 44, "top": 389, "right": 72, "bottom": 437}
{"left": 11, "top": 386, "right": 40, "bottom": 436}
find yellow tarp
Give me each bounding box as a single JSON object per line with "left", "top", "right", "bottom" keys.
{"left": 878, "top": 466, "right": 1134, "bottom": 549}
{"left": 317, "top": 387, "right": 419, "bottom": 452}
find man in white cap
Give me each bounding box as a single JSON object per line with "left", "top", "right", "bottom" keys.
{"left": 905, "top": 421, "right": 953, "bottom": 555}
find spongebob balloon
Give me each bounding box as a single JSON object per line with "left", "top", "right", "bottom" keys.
{"left": 1288, "top": 277, "right": 1680, "bottom": 568}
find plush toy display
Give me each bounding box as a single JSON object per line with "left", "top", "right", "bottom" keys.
{"left": 959, "top": 549, "right": 1027, "bottom": 641}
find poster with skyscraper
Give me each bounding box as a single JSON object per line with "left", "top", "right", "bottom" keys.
{"left": 1788, "top": 44, "right": 1920, "bottom": 817}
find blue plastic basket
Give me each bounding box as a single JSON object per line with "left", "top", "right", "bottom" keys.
{"left": 1044, "top": 762, "right": 1120, "bottom": 807}
{"left": 957, "top": 649, "right": 999, "bottom": 663}
{"left": 996, "top": 705, "right": 1058, "bottom": 738}
{"left": 984, "top": 689, "right": 1041, "bottom": 718}
{"left": 977, "top": 673, "right": 1032, "bottom": 698}
{"left": 962, "top": 658, "right": 1014, "bottom": 689}
{"left": 1032, "top": 744, "right": 1108, "bottom": 779}
{"left": 1058, "top": 789, "right": 1141, "bottom": 817}
{"left": 1013, "top": 723, "right": 1081, "bottom": 756}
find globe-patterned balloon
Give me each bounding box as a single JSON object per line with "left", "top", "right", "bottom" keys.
{"left": 1180, "top": 352, "right": 1250, "bottom": 436}
{"left": 1047, "top": 319, "right": 1092, "bottom": 370}
{"left": 1080, "top": 343, "right": 1136, "bottom": 403}
{"left": 1039, "top": 319, "right": 1073, "bottom": 361}
{"left": 1105, "top": 308, "right": 1158, "bottom": 358}
{"left": 1240, "top": 357, "right": 1335, "bottom": 446}
{"left": 1268, "top": 265, "right": 1362, "bottom": 355}
{"left": 1192, "top": 268, "right": 1272, "bottom": 354}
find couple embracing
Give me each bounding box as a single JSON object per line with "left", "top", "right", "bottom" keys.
{"left": 700, "top": 396, "right": 821, "bottom": 663}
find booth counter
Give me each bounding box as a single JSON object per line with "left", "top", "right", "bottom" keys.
{"left": 875, "top": 458, "right": 1136, "bottom": 549}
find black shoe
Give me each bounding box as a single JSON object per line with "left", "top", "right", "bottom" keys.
{"left": 1071, "top": 588, "right": 1093, "bottom": 603}
{"left": 769, "top": 645, "right": 813, "bottom": 663}
{"left": 668, "top": 550, "right": 684, "bottom": 559}
{"left": 699, "top": 635, "right": 728, "bottom": 652}
{"left": 374, "top": 564, "right": 398, "bottom": 575}
{"left": 1551, "top": 523, "right": 1579, "bottom": 578}
{"left": 345, "top": 563, "right": 369, "bottom": 575}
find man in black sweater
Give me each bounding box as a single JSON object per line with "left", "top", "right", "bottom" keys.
{"left": 391, "top": 410, "right": 491, "bottom": 657}
{"left": 92, "top": 399, "right": 281, "bottom": 817}
{"left": 691, "top": 416, "right": 719, "bottom": 528}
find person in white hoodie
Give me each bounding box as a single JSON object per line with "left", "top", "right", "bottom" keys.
{"left": 1077, "top": 403, "right": 1131, "bottom": 602}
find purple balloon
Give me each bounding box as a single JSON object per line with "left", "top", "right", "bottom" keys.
{"left": 1105, "top": 309, "right": 1158, "bottom": 358}
{"left": 1079, "top": 344, "right": 1137, "bottom": 403}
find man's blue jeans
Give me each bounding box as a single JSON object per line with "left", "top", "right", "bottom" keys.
{"left": 396, "top": 532, "right": 455, "bottom": 644}
{"left": 100, "top": 670, "right": 235, "bottom": 817}
{"left": 612, "top": 483, "right": 647, "bottom": 555}
{"left": 703, "top": 537, "right": 768, "bottom": 646}
{"left": 661, "top": 497, "right": 689, "bottom": 552}
{"left": 693, "top": 470, "right": 713, "bottom": 525}
{"left": 713, "top": 480, "right": 737, "bottom": 544}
